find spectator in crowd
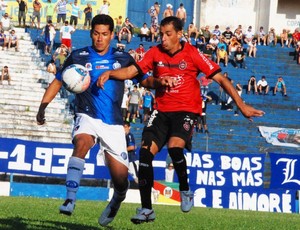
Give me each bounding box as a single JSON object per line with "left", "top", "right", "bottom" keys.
{"left": 209, "top": 33, "right": 219, "bottom": 49}
{"left": 53, "top": 43, "right": 68, "bottom": 69}
{"left": 228, "top": 37, "right": 240, "bottom": 58}
{"left": 257, "top": 75, "right": 269, "bottom": 95}
{"left": 121, "top": 17, "right": 134, "bottom": 36}
{"left": 165, "top": 163, "right": 174, "bottom": 182}
{"left": 83, "top": 3, "right": 93, "bottom": 30}
{"left": 150, "top": 23, "right": 160, "bottom": 43}
{"left": 55, "top": 0, "right": 68, "bottom": 29}
{"left": 227, "top": 83, "right": 243, "bottom": 116}
{"left": 135, "top": 43, "right": 145, "bottom": 61}
{"left": 8, "top": 29, "right": 19, "bottom": 51}
{"left": 124, "top": 121, "right": 139, "bottom": 184}
{"left": 202, "top": 43, "right": 216, "bottom": 61}
{"left": 163, "top": 3, "right": 173, "bottom": 18}
{"left": 114, "top": 15, "right": 122, "bottom": 35}
{"left": 234, "top": 24, "right": 243, "bottom": 34}
{"left": 234, "top": 28, "right": 243, "bottom": 44}
{"left": 222, "top": 26, "right": 233, "bottom": 45}
{"left": 199, "top": 74, "right": 212, "bottom": 97}
{"left": 244, "top": 26, "right": 254, "bottom": 44}
{"left": 60, "top": 20, "right": 75, "bottom": 53}
{"left": 0, "top": 0, "right": 8, "bottom": 21}
{"left": 216, "top": 46, "right": 228, "bottom": 67}
{"left": 196, "top": 95, "right": 211, "bottom": 134}
{"left": 248, "top": 38, "right": 257, "bottom": 57}
{"left": 247, "top": 75, "right": 258, "bottom": 94}
{"left": 1, "top": 12, "right": 13, "bottom": 32}
{"left": 218, "top": 72, "right": 233, "bottom": 105}
{"left": 0, "top": 29, "right": 7, "bottom": 50}
{"left": 126, "top": 84, "right": 141, "bottom": 123}
{"left": 0, "top": 65, "right": 11, "bottom": 85}
{"left": 289, "top": 28, "right": 300, "bottom": 48}
{"left": 187, "top": 22, "right": 199, "bottom": 41}
{"left": 141, "top": 88, "right": 155, "bottom": 124}
{"left": 273, "top": 76, "right": 287, "bottom": 96}
{"left": 17, "top": 0, "right": 27, "bottom": 28}
{"left": 267, "top": 27, "right": 277, "bottom": 46}
{"left": 233, "top": 46, "right": 247, "bottom": 68}
{"left": 45, "top": 0, "right": 55, "bottom": 22}
{"left": 296, "top": 41, "right": 300, "bottom": 64}
{"left": 46, "top": 59, "right": 56, "bottom": 85}
{"left": 195, "top": 33, "right": 206, "bottom": 51}
{"left": 257, "top": 26, "right": 267, "bottom": 46}
{"left": 99, "top": 0, "right": 110, "bottom": 15}
{"left": 212, "top": 24, "right": 221, "bottom": 39}
{"left": 31, "top": 0, "right": 42, "bottom": 29}
{"left": 139, "top": 22, "right": 150, "bottom": 42}
{"left": 118, "top": 26, "right": 132, "bottom": 44}
{"left": 176, "top": 3, "right": 186, "bottom": 28}
{"left": 217, "top": 36, "right": 227, "bottom": 50}
{"left": 121, "top": 87, "right": 129, "bottom": 121}
{"left": 201, "top": 25, "right": 211, "bottom": 43}
{"left": 41, "top": 20, "right": 56, "bottom": 55}
{"left": 280, "top": 29, "right": 289, "bottom": 48}
{"left": 148, "top": 1, "right": 160, "bottom": 27}
{"left": 69, "top": 1, "right": 80, "bottom": 29}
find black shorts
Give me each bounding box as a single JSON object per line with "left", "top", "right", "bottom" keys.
{"left": 142, "top": 110, "right": 197, "bottom": 151}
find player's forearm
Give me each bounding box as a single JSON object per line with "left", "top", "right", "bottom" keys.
{"left": 39, "top": 79, "right": 62, "bottom": 111}
{"left": 109, "top": 65, "right": 138, "bottom": 80}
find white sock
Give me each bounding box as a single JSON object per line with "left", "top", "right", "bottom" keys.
{"left": 65, "top": 156, "right": 85, "bottom": 201}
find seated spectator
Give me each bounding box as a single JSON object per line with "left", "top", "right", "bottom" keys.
{"left": 53, "top": 45, "right": 68, "bottom": 69}
{"left": 135, "top": 43, "right": 145, "bottom": 61}
{"left": 247, "top": 75, "right": 258, "bottom": 94}
{"left": 0, "top": 29, "right": 7, "bottom": 50}
{"left": 46, "top": 59, "right": 56, "bottom": 85}
{"left": 128, "top": 48, "right": 137, "bottom": 61}
{"left": 195, "top": 34, "right": 206, "bottom": 51}
{"left": 216, "top": 46, "right": 228, "bottom": 67}
{"left": 218, "top": 72, "right": 233, "bottom": 105}
{"left": 267, "top": 28, "right": 277, "bottom": 46}
{"left": 201, "top": 25, "right": 211, "bottom": 43}
{"left": 257, "top": 26, "right": 267, "bottom": 46}
{"left": 257, "top": 76, "right": 269, "bottom": 95}
{"left": 118, "top": 26, "right": 132, "bottom": 43}
{"left": 150, "top": 24, "right": 160, "bottom": 42}
{"left": 0, "top": 13, "right": 13, "bottom": 32}
{"left": 280, "top": 29, "right": 290, "bottom": 48}
{"left": 8, "top": 30, "right": 19, "bottom": 51}
{"left": 248, "top": 38, "right": 257, "bottom": 57}
{"left": 139, "top": 22, "right": 150, "bottom": 42}
{"left": 289, "top": 28, "right": 300, "bottom": 48}
{"left": 234, "top": 28, "right": 243, "bottom": 44}
{"left": 202, "top": 43, "right": 216, "bottom": 61}
{"left": 181, "top": 32, "right": 191, "bottom": 44}
{"left": 217, "top": 36, "right": 227, "bottom": 50}
{"left": 244, "top": 26, "right": 254, "bottom": 44}
{"left": 273, "top": 76, "right": 287, "bottom": 96}
{"left": 212, "top": 25, "right": 221, "bottom": 39}
{"left": 233, "top": 46, "right": 246, "bottom": 69}
{"left": 187, "top": 22, "right": 199, "bottom": 41}
{"left": 0, "top": 66, "right": 11, "bottom": 85}
{"left": 122, "top": 17, "right": 135, "bottom": 36}
{"left": 209, "top": 34, "right": 219, "bottom": 49}
{"left": 222, "top": 26, "right": 233, "bottom": 45}
{"left": 228, "top": 37, "right": 240, "bottom": 58}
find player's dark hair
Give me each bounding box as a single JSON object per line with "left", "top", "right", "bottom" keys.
{"left": 160, "top": 16, "right": 183, "bottom": 32}
{"left": 91, "top": 14, "right": 114, "bottom": 32}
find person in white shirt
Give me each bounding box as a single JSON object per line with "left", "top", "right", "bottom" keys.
{"left": 99, "top": 0, "right": 110, "bottom": 15}
{"left": 165, "top": 163, "right": 174, "bottom": 182}
{"left": 60, "top": 20, "right": 75, "bottom": 52}
{"left": 257, "top": 76, "right": 269, "bottom": 95}
{"left": 0, "top": 12, "right": 12, "bottom": 32}
{"left": 0, "top": 0, "right": 8, "bottom": 21}
{"left": 244, "top": 26, "right": 254, "bottom": 44}
{"left": 139, "top": 22, "right": 150, "bottom": 42}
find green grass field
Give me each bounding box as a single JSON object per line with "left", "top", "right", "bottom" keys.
{"left": 0, "top": 196, "right": 299, "bottom": 230}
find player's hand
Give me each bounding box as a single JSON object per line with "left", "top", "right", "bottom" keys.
{"left": 97, "top": 71, "right": 110, "bottom": 89}
{"left": 239, "top": 104, "right": 265, "bottom": 122}
{"left": 36, "top": 109, "right": 46, "bottom": 125}
{"left": 159, "top": 76, "right": 177, "bottom": 88}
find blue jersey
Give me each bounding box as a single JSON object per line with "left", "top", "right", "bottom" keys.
{"left": 143, "top": 92, "right": 153, "bottom": 109}
{"left": 56, "top": 46, "right": 141, "bottom": 125}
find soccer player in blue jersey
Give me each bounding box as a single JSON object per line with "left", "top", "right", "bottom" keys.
{"left": 36, "top": 14, "right": 144, "bottom": 227}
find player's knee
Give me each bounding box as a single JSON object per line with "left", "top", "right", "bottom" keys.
{"left": 168, "top": 147, "right": 185, "bottom": 163}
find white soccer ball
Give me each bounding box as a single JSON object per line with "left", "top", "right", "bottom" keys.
{"left": 62, "top": 64, "right": 91, "bottom": 94}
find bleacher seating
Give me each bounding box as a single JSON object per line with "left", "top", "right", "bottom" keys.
{"left": 1, "top": 28, "right": 298, "bottom": 155}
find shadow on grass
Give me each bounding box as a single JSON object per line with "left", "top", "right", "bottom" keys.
{"left": 0, "top": 217, "right": 101, "bottom": 230}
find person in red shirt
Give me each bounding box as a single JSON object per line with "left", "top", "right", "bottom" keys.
{"left": 97, "top": 16, "right": 265, "bottom": 224}
{"left": 135, "top": 43, "right": 145, "bottom": 61}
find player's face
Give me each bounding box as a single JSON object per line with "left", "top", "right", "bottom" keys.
{"left": 91, "top": 24, "right": 114, "bottom": 55}
{"left": 160, "top": 23, "right": 182, "bottom": 54}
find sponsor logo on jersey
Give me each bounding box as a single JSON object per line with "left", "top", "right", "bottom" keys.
{"left": 179, "top": 60, "right": 187, "bottom": 70}
{"left": 85, "top": 62, "right": 92, "bottom": 71}
{"left": 157, "top": 61, "right": 164, "bottom": 67}
{"left": 113, "top": 61, "right": 121, "bottom": 69}
{"left": 95, "top": 65, "right": 109, "bottom": 70}
{"left": 79, "top": 51, "right": 89, "bottom": 55}
{"left": 96, "top": 60, "right": 109, "bottom": 64}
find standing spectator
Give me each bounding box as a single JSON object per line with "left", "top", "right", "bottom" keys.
{"left": 31, "top": 0, "right": 42, "bottom": 29}
{"left": 163, "top": 3, "right": 173, "bottom": 18}
{"left": 176, "top": 3, "right": 186, "bottom": 29}
{"left": 227, "top": 83, "right": 243, "bottom": 116}
{"left": 0, "top": 29, "right": 7, "bottom": 50}
{"left": 273, "top": 76, "right": 287, "bottom": 96}
{"left": 46, "top": 59, "right": 56, "bottom": 85}
{"left": 41, "top": 20, "right": 56, "bottom": 55}
{"left": 17, "top": 0, "right": 27, "bottom": 28}
{"left": 121, "top": 87, "right": 129, "bottom": 121}
{"left": 97, "top": 16, "right": 264, "bottom": 224}
{"left": 267, "top": 27, "right": 277, "bottom": 46}
{"left": 124, "top": 121, "right": 139, "bottom": 184}
{"left": 141, "top": 88, "right": 155, "bottom": 124}
{"left": 45, "top": 0, "right": 55, "bottom": 22}
{"left": 55, "top": 0, "right": 67, "bottom": 29}
{"left": 8, "top": 29, "right": 19, "bottom": 51}
{"left": 233, "top": 46, "right": 247, "bottom": 68}
{"left": 139, "top": 22, "right": 150, "bottom": 42}
{"left": 1, "top": 12, "right": 12, "bottom": 32}
{"left": 114, "top": 15, "right": 122, "bottom": 35}
{"left": 148, "top": 2, "right": 160, "bottom": 27}
{"left": 199, "top": 75, "right": 212, "bottom": 97}
{"left": 150, "top": 23, "right": 160, "bottom": 43}
{"left": 60, "top": 20, "right": 75, "bottom": 53}
{"left": 196, "top": 95, "right": 211, "bottom": 133}
{"left": 165, "top": 163, "right": 174, "bottom": 182}
{"left": 99, "top": 0, "right": 110, "bottom": 15}
{"left": 257, "top": 76, "right": 269, "bottom": 95}
{"left": 0, "top": 65, "right": 11, "bottom": 85}
{"left": 69, "top": 1, "right": 80, "bottom": 29}
{"left": 126, "top": 85, "right": 141, "bottom": 124}
{"left": 0, "top": 0, "right": 8, "bottom": 21}
{"left": 218, "top": 72, "right": 233, "bottom": 105}
{"left": 247, "top": 75, "right": 258, "bottom": 94}
{"left": 187, "top": 22, "right": 199, "bottom": 41}
{"left": 83, "top": 3, "right": 93, "bottom": 30}
{"left": 257, "top": 26, "right": 266, "bottom": 46}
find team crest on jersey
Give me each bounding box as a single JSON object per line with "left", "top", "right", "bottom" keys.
{"left": 179, "top": 60, "right": 187, "bottom": 70}
{"left": 113, "top": 61, "right": 121, "bottom": 69}
{"left": 121, "top": 152, "right": 128, "bottom": 160}
{"left": 157, "top": 61, "right": 164, "bottom": 67}
{"left": 85, "top": 63, "right": 92, "bottom": 71}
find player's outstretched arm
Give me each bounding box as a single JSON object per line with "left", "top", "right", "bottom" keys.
{"left": 212, "top": 73, "right": 265, "bottom": 121}
{"left": 140, "top": 75, "right": 177, "bottom": 89}
{"left": 36, "top": 79, "right": 62, "bottom": 125}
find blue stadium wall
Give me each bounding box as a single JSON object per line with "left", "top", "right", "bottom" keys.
{"left": 127, "top": 0, "right": 195, "bottom": 30}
